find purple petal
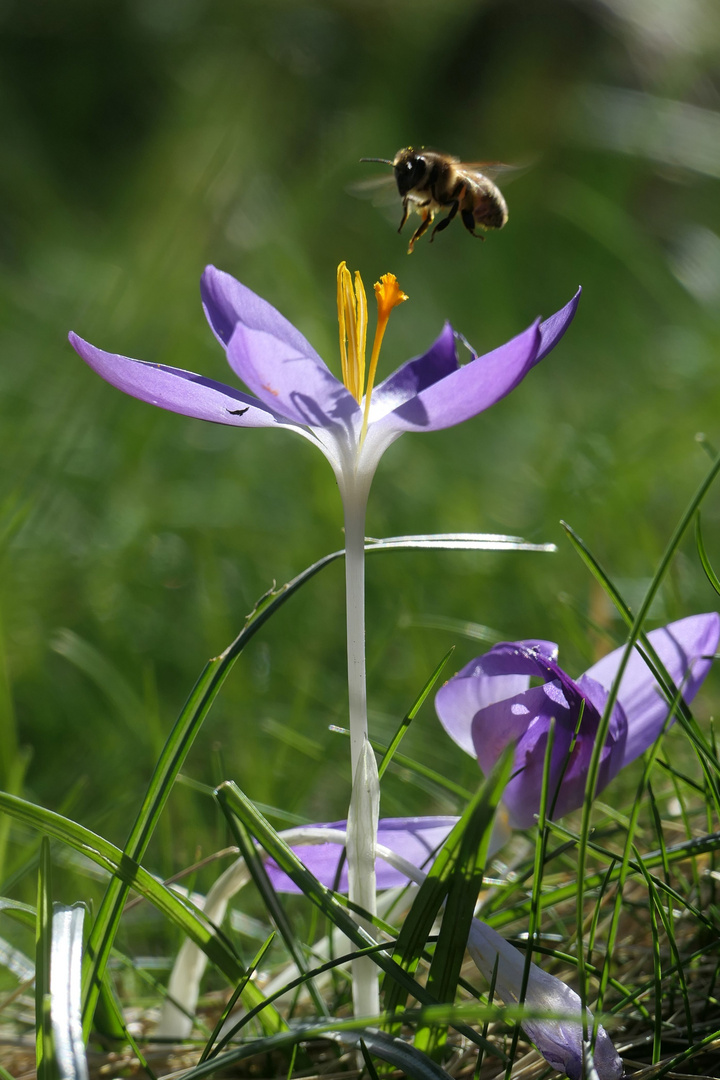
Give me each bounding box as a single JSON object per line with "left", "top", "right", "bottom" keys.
{"left": 467, "top": 920, "right": 623, "bottom": 1080}
{"left": 201, "top": 266, "right": 359, "bottom": 428}
{"left": 264, "top": 817, "right": 457, "bottom": 894}
{"left": 470, "top": 682, "right": 603, "bottom": 828}
{"left": 583, "top": 613, "right": 720, "bottom": 768}
{"left": 368, "top": 323, "right": 459, "bottom": 419}
{"left": 435, "top": 641, "right": 559, "bottom": 757}
{"left": 69, "top": 333, "right": 292, "bottom": 428}
{"left": 531, "top": 287, "right": 582, "bottom": 368}
{"left": 373, "top": 320, "right": 542, "bottom": 435}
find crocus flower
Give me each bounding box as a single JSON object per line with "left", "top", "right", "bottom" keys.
{"left": 68, "top": 266, "right": 579, "bottom": 518}
{"left": 68, "top": 268, "right": 579, "bottom": 780}
{"left": 435, "top": 614, "right": 720, "bottom": 829}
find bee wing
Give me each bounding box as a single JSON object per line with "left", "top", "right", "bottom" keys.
{"left": 459, "top": 161, "right": 530, "bottom": 184}
{"left": 347, "top": 174, "right": 399, "bottom": 207}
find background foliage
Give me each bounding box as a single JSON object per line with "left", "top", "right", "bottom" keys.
{"left": 1, "top": 0, "right": 720, "bottom": 917}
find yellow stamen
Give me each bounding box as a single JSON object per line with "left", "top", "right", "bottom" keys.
{"left": 336, "top": 262, "right": 369, "bottom": 403}
{"left": 354, "top": 270, "right": 368, "bottom": 399}
{"left": 361, "top": 274, "right": 408, "bottom": 443}
{"left": 336, "top": 263, "right": 408, "bottom": 436}
{"left": 337, "top": 262, "right": 349, "bottom": 390}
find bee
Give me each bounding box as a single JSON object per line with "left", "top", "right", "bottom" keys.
{"left": 360, "top": 147, "right": 509, "bottom": 254}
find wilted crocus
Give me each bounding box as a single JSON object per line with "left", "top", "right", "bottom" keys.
{"left": 70, "top": 265, "right": 579, "bottom": 1015}
{"left": 435, "top": 614, "right": 720, "bottom": 829}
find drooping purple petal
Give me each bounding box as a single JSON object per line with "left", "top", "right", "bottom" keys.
{"left": 467, "top": 921, "right": 623, "bottom": 1080}
{"left": 201, "top": 266, "right": 359, "bottom": 428}
{"left": 437, "top": 640, "right": 631, "bottom": 828}
{"left": 264, "top": 817, "right": 457, "bottom": 894}
{"left": 583, "top": 613, "right": 720, "bottom": 769}
{"left": 68, "top": 333, "right": 294, "bottom": 429}
{"left": 372, "top": 320, "right": 542, "bottom": 435}
{"left": 436, "top": 668, "right": 533, "bottom": 757}
{"left": 368, "top": 322, "right": 459, "bottom": 420}
{"left": 469, "top": 680, "right": 615, "bottom": 828}
{"left": 531, "top": 287, "right": 582, "bottom": 368}
{"left": 435, "top": 640, "right": 561, "bottom": 757}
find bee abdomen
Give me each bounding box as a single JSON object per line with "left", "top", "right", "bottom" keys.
{"left": 472, "top": 190, "right": 508, "bottom": 229}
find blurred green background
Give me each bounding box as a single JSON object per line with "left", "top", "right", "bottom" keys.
{"left": 2, "top": 0, "right": 720, "bottom": 883}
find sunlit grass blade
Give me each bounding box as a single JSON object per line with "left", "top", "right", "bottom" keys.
{"left": 203, "top": 943, "right": 393, "bottom": 1057}
{"left": 35, "top": 838, "right": 53, "bottom": 1080}
{"left": 696, "top": 513, "right": 720, "bottom": 597}
{"left": 378, "top": 646, "right": 454, "bottom": 781}
{"left": 364, "top": 532, "right": 556, "bottom": 553}
{"left": 49, "top": 905, "right": 89, "bottom": 1080}
{"left": 544, "top": 814, "right": 715, "bottom": 931}
{"left": 631, "top": 849, "right": 663, "bottom": 1063}
{"left": 648, "top": 1025, "right": 720, "bottom": 1078}
{"left": 399, "top": 612, "right": 502, "bottom": 644}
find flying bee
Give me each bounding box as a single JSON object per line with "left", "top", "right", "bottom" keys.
{"left": 360, "top": 147, "right": 509, "bottom": 253}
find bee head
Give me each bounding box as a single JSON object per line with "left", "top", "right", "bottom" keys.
{"left": 392, "top": 148, "right": 427, "bottom": 196}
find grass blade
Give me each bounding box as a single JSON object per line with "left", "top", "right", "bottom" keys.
{"left": 35, "top": 838, "right": 54, "bottom": 1080}
{"left": 696, "top": 513, "right": 720, "bottom": 596}
{"left": 378, "top": 647, "right": 454, "bottom": 781}
{"left": 50, "top": 905, "right": 89, "bottom": 1080}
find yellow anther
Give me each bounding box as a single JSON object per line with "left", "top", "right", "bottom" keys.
{"left": 361, "top": 274, "right": 408, "bottom": 443}
{"left": 337, "top": 263, "right": 408, "bottom": 439}
{"left": 374, "top": 273, "right": 409, "bottom": 322}
{"left": 337, "top": 262, "right": 368, "bottom": 403}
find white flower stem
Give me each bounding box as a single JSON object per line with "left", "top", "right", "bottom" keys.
{"left": 343, "top": 479, "right": 380, "bottom": 1017}
{"left": 347, "top": 737, "right": 380, "bottom": 1017}
{"left": 343, "top": 485, "right": 369, "bottom": 778}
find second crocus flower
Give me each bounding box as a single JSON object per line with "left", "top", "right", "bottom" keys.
{"left": 435, "top": 614, "right": 719, "bottom": 828}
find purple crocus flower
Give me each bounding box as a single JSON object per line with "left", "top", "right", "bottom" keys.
{"left": 68, "top": 265, "right": 579, "bottom": 508}
{"left": 435, "top": 614, "right": 720, "bottom": 829}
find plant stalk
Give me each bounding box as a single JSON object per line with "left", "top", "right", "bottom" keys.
{"left": 343, "top": 480, "right": 380, "bottom": 1017}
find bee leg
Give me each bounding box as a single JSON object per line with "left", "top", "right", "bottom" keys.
{"left": 461, "top": 209, "right": 485, "bottom": 240}
{"left": 430, "top": 200, "right": 459, "bottom": 242}
{"left": 407, "top": 209, "right": 433, "bottom": 254}
{"left": 397, "top": 199, "right": 409, "bottom": 233}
